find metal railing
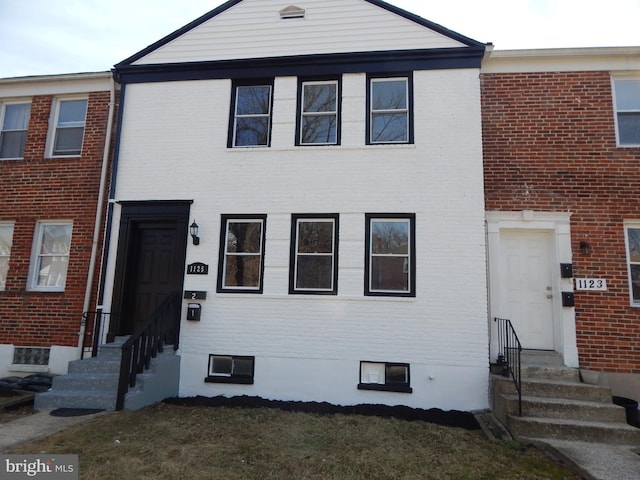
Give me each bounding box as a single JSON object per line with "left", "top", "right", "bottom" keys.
{"left": 115, "top": 292, "right": 181, "bottom": 411}
{"left": 494, "top": 317, "right": 522, "bottom": 416}
{"left": 80, "top": 310, "right": 115, "bottom": 359}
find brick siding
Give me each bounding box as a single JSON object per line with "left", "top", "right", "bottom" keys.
{"left": 482, "top": 71, "right": 640, "bottom": 374}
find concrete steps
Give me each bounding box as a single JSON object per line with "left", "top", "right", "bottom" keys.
{"left": 35, "top": 339, "right": 180, "bottom": 411}
{"left": 492, "top": 351, "right": 640, "bottom": 445}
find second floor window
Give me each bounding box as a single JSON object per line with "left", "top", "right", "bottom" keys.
{"left": 231, "top": 83, "right": 273, "bottom": 147}
{"left": 368, "top": 76, "right": 411, "bottom": 144}
{"left": 613, "top": 78, "right": 640, "bottom": 146}
{"left": 52, "top": 98, "right": 88, "bottom": 156}
{"left": 0, "top": 102, "right": 30, "bottom": 159}
{"left": 298, "top": 79, "right": 340, "bottom": 145}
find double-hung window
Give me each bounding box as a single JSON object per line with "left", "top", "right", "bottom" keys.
{"left": 365, "top": 214, "right": 415, "bottom": 297}
{"left": 624, "top": 223, "right": 640, "bottom": 305}
{"left": 0, "top": 223, "right": 14, "bottom": 290}
{"left": 0, "top": 102, "right": 30, "bottom": 159}
{"left": 217, "top": 215, "right": 267, "bottom": 293}
{"left": 230, "top": 82, "right": 273, "bottom": 147}
{"left": 289, "top": 214, "right": 339, "bottom": 294}
{"left": 28, "top": 221, "right": 73, "bottom": 291}
{"left": 613, "top": 78, "right": 640, "bottom": 146}
{"left": 298, "top": 79, "right": 340, "bottom": 145}
{"left": 368, "top": 75, "right": 412, "bottom": 144}
{"left": 51, "top": 98, "right": 88, "bottom": 156}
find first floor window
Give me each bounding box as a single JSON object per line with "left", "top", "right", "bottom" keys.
{"left": 298, "top": 79, "right": 340, "bottom": 145}
{"left": 368, "top": 76, "right": 411, "bottom": 144}
{"left": 51, "top": 98, "right": 87, "bottom": 156}
{"left": 290, "top": 214, "right": 339, "bottom": 294}
{"left": 624, "top": 224, "right": 640, "bottom": 305}
{"left": 230, "top": 82, "right": 273, "bottom": 147}
{"left": 205, "top": 354, "right": 254, "bottom": 384}
{"left": 613, "top": 78, "right": 640, "bottom": 146}
{"left": 0, "top": 102, "right": 30, "bottom": 159}
{"left": 217, "top": 215, "right": 266, "bottom": 293}
{"left": 0, "top": 223, "right": 14, "bottom": 290}
{"left": 28, "top": 221, "right": 72, "bottom": 291}
{"left": 365, "top": 214, "right": 415, "bottom": 296}
{"left": 358, "top": 361, "right": 412, "bottom": 393}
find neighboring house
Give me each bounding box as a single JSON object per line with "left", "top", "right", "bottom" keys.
{"left": 99, "top": 0, "right": 490, "bottom": 410}
{"left": 0, "top": 72, "right": 116, "bottom": 376}
{"left": 482, "top": 47, "right": 640, "bottom": 400}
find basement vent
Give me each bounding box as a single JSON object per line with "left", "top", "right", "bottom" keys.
{"left": 13, "top": 346, "right": 50, "bottom": 366}
{"left": 280, "top": 5, "right": 305, "bottom": 19}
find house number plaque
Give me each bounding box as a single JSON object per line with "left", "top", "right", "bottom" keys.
{"left": 575, "top": 278, "right": 607, "bottom": 291}
{"left": 187, "top": 262, "right": 209, "bottom": 275}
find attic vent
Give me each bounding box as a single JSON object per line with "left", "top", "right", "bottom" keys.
{"left": 280, "top": 5, "right": 305, "bottom": 19}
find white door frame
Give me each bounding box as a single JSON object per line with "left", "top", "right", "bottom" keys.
{"left": 486, "top": 211, "right": 579, "bottom": 367}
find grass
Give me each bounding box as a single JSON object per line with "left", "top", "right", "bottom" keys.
{"left": 8, "top": 403, "right": 579, "bottom": 480}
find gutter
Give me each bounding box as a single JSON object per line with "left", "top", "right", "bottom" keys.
{"left": 77, "top": 75, "right": 117, "bottom": 358}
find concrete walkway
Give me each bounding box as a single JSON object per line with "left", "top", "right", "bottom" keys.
{"left": 0, "top": 410, "right": 105, "bottom": 452}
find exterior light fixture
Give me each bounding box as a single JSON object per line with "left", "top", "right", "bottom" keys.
{"left": 190, "top": 221, "right": 200, "bottom": 245}
{"left": 579, "top": 241, "right": 591, "bottom": 255}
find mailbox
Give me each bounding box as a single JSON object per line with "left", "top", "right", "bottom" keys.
{"left": 560, "top": 263, "right": 573, "bottom": 278}
{"left": 561, "top": 292, "right": 575, "bottom": 307}
{"left": 187, "top": 303, "right": 201, "bottom": 321}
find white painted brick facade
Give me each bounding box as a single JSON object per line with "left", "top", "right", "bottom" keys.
{"left": 105, "top": 66, "right": 488, "bottom": 411}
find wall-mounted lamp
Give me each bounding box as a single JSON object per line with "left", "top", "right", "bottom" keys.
{"left": 579, "top": 241, "right": 591, "bottom": 255}
{"left": 190, "top": 221, "right": 200, "bottom": 245}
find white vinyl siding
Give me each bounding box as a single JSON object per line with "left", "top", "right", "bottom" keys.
{"left": 133, "top": 0, "right": 464, "bottom": 65}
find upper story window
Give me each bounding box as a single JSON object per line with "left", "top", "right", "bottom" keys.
{"left": 28, "top": 221, "right": 73, "bottom": 291}
{"left": 289, "top": 214, "right": 339, "bottom": 295}
{"left": 0, "top": 223, "right": 14, "bottom": 291}
{"left": 217, "top": 215, "right": 267, "bottom": 293}
{"left": 51, "top": 98, "right": 88, "bottom": 156}
{"left": 297, "top": 79, "right": 340, "bottom": 145}
{"left": 613, "top": 78, "right": 640, "bottom": 147}
{"left": 0, "top": 102, "right": 30, "bottom": 159}
{"left": 230, "top": 82, "right": 273, "bottom": 147}
{"left": 367, "top": 76, "right": 412, "bottom": 144}
{"left": 365, "top": 214, "right": 416, "bottom": 297}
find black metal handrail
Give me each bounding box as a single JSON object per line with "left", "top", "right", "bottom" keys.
{"left": 495, "top": 317, "right": 523, "bottom": 416}
{"left": 115, "top": 292, "right": 181, "bottom": 411}
{"left": 80, "top": 310, "right": 115, "bottom": 359}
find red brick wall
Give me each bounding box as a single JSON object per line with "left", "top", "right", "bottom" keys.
{"left": 482, "top": 71, "right": 640, "bottom": 374}
{"left": 0, "top": 91, "right": 112, "bottom": 348}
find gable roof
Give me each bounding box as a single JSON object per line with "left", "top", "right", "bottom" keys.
{"left": 114, "top": 0, "right": 486, "bottom": 84}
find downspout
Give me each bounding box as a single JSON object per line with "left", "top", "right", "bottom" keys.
{"left": 77, "top": 75, "right": 117, "bottom": 358}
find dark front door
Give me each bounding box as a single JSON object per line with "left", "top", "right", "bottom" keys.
{"left": 110, "top": 202, "right": 190, "bottom": 343}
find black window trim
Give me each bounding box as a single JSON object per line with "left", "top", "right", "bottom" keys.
{"left": 364, "top": 213, "right": 416, "bottom": 297}
{"left": 227, "top": 78, "right": 275, "bottom": 148}
{"left": 366, "top": 72, "right": 414, "bottom": 145}
{"left": 295, "top": 76, "right": 342, "bottom": 146}
{"left": 205, "top": 354, "right": 255, "bottom": 384}
{"left": 216, "top": 214, "right": 267, "bottom": 294}
{"left": 358, "top": 361, "right": 412, "bottom": 393}
{"left": 289, "top": 213, "right": 339, "bottom": 295}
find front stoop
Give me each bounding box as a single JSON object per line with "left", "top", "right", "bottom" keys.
{"left": 492, "top": 358, "right": 640, "bottom": 445}
{"left": 35, "top": 340, "right": 180, "bottom": 411}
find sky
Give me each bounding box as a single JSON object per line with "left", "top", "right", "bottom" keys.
{"left": 1, "top": 0, "right": 639, "bottom": 78}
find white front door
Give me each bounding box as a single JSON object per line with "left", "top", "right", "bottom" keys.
{"left": 499, "top": 230, "right": 554, "bottom": 349}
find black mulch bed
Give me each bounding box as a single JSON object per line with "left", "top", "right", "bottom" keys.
{"left": 163, "top": 395, "right": 480, "bottom": 430}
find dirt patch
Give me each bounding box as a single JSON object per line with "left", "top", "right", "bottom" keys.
{"left": 163, "top": 395, "right": 480, "bottom": 430}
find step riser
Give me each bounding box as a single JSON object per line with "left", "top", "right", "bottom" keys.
{"left": 34, "top": 392, "right": 117, "bottom": 411}
{"left": 508, "top": 417, "right": 640, "bottom": 445}
{"left": 521, "top": 366, "right": 580, "bottom": 382}
{"left": 499, "top": 395, "right": 627, "bottom": 423}
{"left": 494, "top": 377, "right": 612, "bottom": 403}
{"left": 68, "top": 358, "right": 121, "bottom": 375}
{"left": 52, "top": 374, "right": 120, "bottom": 392}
